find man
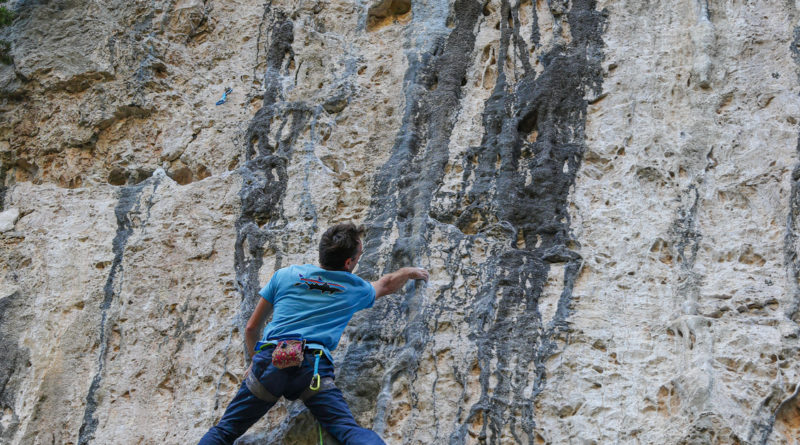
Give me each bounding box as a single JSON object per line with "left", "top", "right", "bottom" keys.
{"left": 199, "top": 222, "right": 429, "bottom": 445}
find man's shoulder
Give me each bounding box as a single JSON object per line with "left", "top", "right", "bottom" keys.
{"left": 345, "top": 274, "right": 374, "bottom": 299}
{"left": 348, "top": 273, "right": 372, "bottom": 288}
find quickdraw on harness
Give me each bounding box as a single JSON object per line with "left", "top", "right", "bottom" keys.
{"left": 310, "top": 349, "right": 324, "bottom": 445}
{"left": 310, "top": 349, "right": 323, "bottom": 390}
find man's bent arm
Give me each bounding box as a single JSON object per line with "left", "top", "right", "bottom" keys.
{"left": 371, "top": 267, "right": 429, "bottom": 299}
{"left": 245, "top": 298, "right": 273, "bottom": 359}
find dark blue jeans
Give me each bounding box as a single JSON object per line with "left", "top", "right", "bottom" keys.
{"left": 198, "top": 347, "right": 385, "bottom": 445}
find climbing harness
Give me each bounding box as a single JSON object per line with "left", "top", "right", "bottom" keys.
{"left": 215, "top": 87, "right": 233, "bottom": 105}
{"left": 247, "top": 343, "right": 332, "bottom": 443}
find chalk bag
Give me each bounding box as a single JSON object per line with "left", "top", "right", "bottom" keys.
{"left": 272, "top": 339, "right": 305, "bottom": 369}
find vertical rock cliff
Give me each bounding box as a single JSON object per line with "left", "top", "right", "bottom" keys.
{"left": 0, "top": 0, "right": 799, "bottom": 444}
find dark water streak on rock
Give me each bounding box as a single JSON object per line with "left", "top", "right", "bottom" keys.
{"left": 231, "top": 6, "right": 338, "bottom": 442}
{"left": 458, "top": 2, "right": 605, "bottom": 441}
{"left": 338, "top": 0, "right": 484, "bottom": 435}
{"left": 233, "top": 8, "right": 298, "bottom": 339}
{"left": 340, "top": 0, "right": 606, "bottom": 442}
{"left": 785, "top": 25, "right": 800, "bottom": 327}
{"left": 0, "top": 289, "right": 30, "bottom": 442}
{"left": 78, "top": 176, "right": 160, "bottom": 445}
{"left": 229, "top": 12, "right": 317, "bottom": 437}
{"left": 748, "top": 23, "right": 800, "bottom": 445}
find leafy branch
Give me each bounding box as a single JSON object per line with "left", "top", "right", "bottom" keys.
{"left": 0, "top": 0, "right": 13, "bottom": 64}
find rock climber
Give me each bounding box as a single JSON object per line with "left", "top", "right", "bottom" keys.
{"left": 199, "top": 222, "right": 429, "bottom": 445}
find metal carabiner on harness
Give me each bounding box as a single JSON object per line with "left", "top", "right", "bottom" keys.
{"left": 310, "top": 350, "right": 323, "bottom": 390}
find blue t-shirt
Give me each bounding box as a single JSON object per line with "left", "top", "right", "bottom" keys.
{"left": 256, "top": 264, "right": 375, "bottom": 361}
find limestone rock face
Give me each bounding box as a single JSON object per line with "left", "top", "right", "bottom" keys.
{"left": 1, "top": 0, "right": 799, "bottom": 444}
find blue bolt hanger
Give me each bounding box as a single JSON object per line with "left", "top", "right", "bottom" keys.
{"left": 215, "top": 87, "right": 233, "bottom": 105}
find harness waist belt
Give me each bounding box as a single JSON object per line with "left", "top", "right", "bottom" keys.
{"left": 261, "top": 340, "right": 326, "bottom": 351}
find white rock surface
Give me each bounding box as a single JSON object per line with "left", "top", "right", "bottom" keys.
{"left": 0, "top": 1, "right": 799, "bottom": 444}
{"left": 0, "top": 207, "right": 18, "bottom": 232}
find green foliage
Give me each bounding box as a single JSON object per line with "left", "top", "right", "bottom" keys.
{"left": 0, "top": 7, "right": 12, "bottom": 28}
{"left": 0, "top": 0, "right": 12, "bottom": 65}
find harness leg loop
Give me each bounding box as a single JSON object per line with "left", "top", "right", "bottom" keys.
{"left": 245, "top": 371, "right": 279, "bottom": 403}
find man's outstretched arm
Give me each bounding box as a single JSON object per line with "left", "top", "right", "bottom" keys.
{"left": 245, "top": 298, "right": 273, "bottom": 359}
{"left": 371, "top": 267, "right": 429, "bottom": 299}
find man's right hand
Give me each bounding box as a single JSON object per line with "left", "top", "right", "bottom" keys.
{"left": 372, "top": 266, "right": 429, "bottom": 299}
{"left": 406, "top": 267, "right": 429, "bottom": 281}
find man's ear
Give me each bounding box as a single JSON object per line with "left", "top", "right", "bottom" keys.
{"left": 344, "top": 256, "right": 358, "bottom": 272}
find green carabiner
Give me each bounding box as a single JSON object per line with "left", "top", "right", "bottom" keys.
{"left": 310, "top": 374, "right": 321, "bottom": 391}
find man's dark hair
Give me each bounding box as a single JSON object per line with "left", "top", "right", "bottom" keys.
{"left": 319, "top": 223, "right": 365, "bottom": 270}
